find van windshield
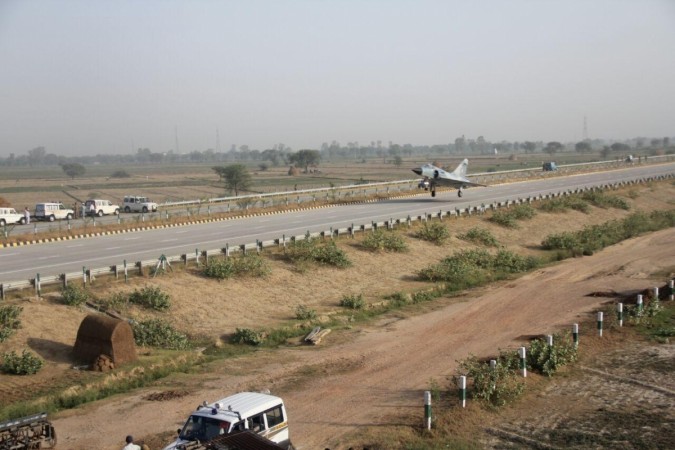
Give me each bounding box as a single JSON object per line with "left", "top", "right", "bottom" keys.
{"left": 179, "top": 415, "right": 230, "bottom": 441}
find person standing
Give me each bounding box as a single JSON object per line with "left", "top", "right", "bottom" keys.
{"left": 122, "top": 435, "right": 141, "bottom": 450}
{"left": 89, "top": 202, "right": 96, "bottom": 217}
{"left": 24, "top": 207, "right": 30, "bottom": 225}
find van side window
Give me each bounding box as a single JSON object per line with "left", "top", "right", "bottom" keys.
{"left": 265, "top": 406, "right": 284, "bottom": 427}
{"left": 249, "top": 413, "right": 265, "bottom": 433}
{"left": 231, "top": 420, "right": 245, "bottom": 432}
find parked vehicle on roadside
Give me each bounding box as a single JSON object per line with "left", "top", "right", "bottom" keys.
{"left": 84, "top": 199, "right": 120, "bottom": 217}
{"left": 162, "top": 392, "right": 292, "bottom": 450}
{"left": 0, "top": 207, "right": 27, "bottom": 226}
{"left": 34, "top": 202, "right": 74, "bottom": 221}
{"left": 123, "top": 195, "right": 158, "bottom": 213}
{"left": 542, "top": 161, "right": 558, "bottom": 171}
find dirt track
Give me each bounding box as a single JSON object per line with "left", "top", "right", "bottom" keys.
{"left": 49, "top": 227, "right": 675, "bottom": 449}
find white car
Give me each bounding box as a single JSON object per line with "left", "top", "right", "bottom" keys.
{"left": 123, "top": 195, "right": 158, "bottom": 213}
{"left": 0, "top": 207, "right": 27, "bottom": 226}
{"left": 85, "top": 199, "right": 120, "bottom": 217}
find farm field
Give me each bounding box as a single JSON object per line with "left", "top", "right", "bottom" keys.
{"left": 0, "top": 179, "right": 673, "bottom": 449}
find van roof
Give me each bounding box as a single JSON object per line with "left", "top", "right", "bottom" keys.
{"left": 190, "top": 392, "right": 282, "bottom": 422}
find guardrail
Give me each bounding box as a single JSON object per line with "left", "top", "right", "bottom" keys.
{"left": 2, "top": 172, "right": 672, "bottom": 300}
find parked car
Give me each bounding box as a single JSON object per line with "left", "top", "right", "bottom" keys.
{"left": 0, "top": 207, "right": 26, "bottom": 226}
{"left": 34, "top": 203, "right": 74, "bottom": 221}
{"left": 542, "top": 161, "right": 558, "bottom": 171}
{"left": 84, "top": 199, "right": 120, "bottom": 217}
{"left": 123, "top": 195, "right": 158, "bottom": 213}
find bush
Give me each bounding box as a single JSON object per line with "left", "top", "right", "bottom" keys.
{"left": 110, "top": 169, "right": 130, "bottom": 178}
{"left": 98, "top": 292, "right": 128, "bottom": 311}
{"left": 202, "top": 254, "right": 271, "bottom": 280}
{"left": 339, "top": 294, "right": 366, "bottom": 310}
{"left": 414, "top": 222, "right": 450, "bottom": 245}
{"left": 458, "top": 227, "right": 498, "bottom": 246}
{"left": 539, "top": 196, "right": 590, "bottom": 213}
{"left": 361, "top": 229, "right": 408, "bottom": 252}
{"left": 129, "top": 286, "right": 171, "bottom": 311}
{"left": 295, "top": 305, "right": 317, "bottom": 321}
{"left": 202, "top": 258, "right": 236, "bottom": 279}
{"left": 131, "top": 319, "right": 190, "bottom": 349}
{"left": 418, "top": 249, "right": 538, "bottom": 283}
{"left": 527, "top": 332, "right": 578, "bottom": 376}
{"left": 1, "top": 349, "right": 44, "bottom": 375}
{"left": 231, "top": 328, "right": 264, "bottom": 346}
{"left": 61, "top": 284, "right": 89, "bottom": 306}
{"left": 456, "top": 350, "right": 524, "bottom": 407}
{"left": 581, "top": 190, "right": 630, "bottom": 210}
{"left": 385, "top": 292, "right": 410, "bottom": 307}
{"left": 0, "top": 305, "right": 22, "bottom": 343}
{"left": 488, "top": 204, "right": 536, "bottom": 228}
{"left": 286, "top": 238, "right": 351, "bottom": 268}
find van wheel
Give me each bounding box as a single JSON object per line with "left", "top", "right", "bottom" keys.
{"left": 19, "top": 218, "right": 26, "bottom": 225}
{"left": 124, "top": 206, "right": 131, "bottom": 213}
{"left": 0, "top": 219, "right": 5, "bottom": 227}
{"left": 114, "top": 209, "right": 119, "bottom": 215}
{"left": 97, "top": 210, "right": 104, "bottom": 217}
{"left": 49, "top": 215, "right": 56, "bottom": 222}
{"left": 66, "top": 213, "right": 73, "bottom": 220}
{"left": 142, "top": 206, "right": 148, "bottom": 213}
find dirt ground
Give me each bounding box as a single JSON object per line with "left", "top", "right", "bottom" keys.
{"left": 0, "top": 182, "right": 674, "bottom": 449}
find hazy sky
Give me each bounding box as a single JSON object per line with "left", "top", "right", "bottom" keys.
{"left": 1, "top": 0, "right": 674, "bottom": 156}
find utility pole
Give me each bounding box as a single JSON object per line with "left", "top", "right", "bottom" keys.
{"left": 174, "top": 125, "right": 180, "bottom": 154}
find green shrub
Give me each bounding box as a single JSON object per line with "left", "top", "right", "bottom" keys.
{"left": 456, "top": 350, "right": 524, "bottom": 407}
{"left": 129, "top": 286, "right": 171, "bottom": 311}
{"left": 61, "top": 284, "right": 89, "bottom": 306}
{"left": 414, "top": 222, "right": 450, "bottom": 245}
{"left": 0, "top": 305, "right": 22, "bottom": 343}
{"left": 231, "top": 328, "right": 264, "bottom": 346}
{"left": 411, "top": 291, "right": 436, "bottom": 303}
{"left": 539, "top": 197, "right": 590, "bottom": 213}
{"left": 1, "top": 349, "right": 44, "bottom": 375}
{"left": 234, "top": 254, "right": 271, "bottom": 278}
{"left": 295, "top": 304, "right": 317, "bottom": 321}
{"left": 458, "top": 227, "right": 498, "bottom": 246}
{"left": 581, "top": 190, "right": 630, "bottom": 210}
{"left": 98, "top": 292, "right": 128, "bottom": 311}
{"left": 385, "top": 291, "right": 410, "bottom": 307}
{"left": 339, "top": 294, "right": 366, "bottom": 310}
{"left": 527, "top": 332, "right": 578, "bottom": 376}
{"left": 202, "top": 258, "right": 236, "bottom": 279}
{"left": 286, "top": 238, "right": 351, "bottom": 268}
{"left": 489, "top": 204, "right": 536, "bottom": 228}
{"left": 361, "top": 229, "right": 408, "bottom": 252}
{"left": 131, "top": 319, "right": 190, "bottom": 349}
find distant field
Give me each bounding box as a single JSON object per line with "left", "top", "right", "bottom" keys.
{"left": 0, "top": 151, "right": 609, "bottom": 209}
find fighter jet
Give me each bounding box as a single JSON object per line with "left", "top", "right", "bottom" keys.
{"left": 412, "top": 159, "right": 485, "bottom": 198}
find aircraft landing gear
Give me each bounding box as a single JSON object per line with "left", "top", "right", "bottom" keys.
{"left": 457, "top": 188, "right": 463, "bottom": 198}
{"left": 431, "top": 186, "right": 436, "bottom": 197}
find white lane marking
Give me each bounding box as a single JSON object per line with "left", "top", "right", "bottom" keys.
{"left": 104, "top": 247, "right": 121, "bottom": 250}
{"left": 125, "top": 237, "right": 141, "bottom": 240}
{"left": 67, "top": 244, "right": 85, "bottom": 248}
{"left": 0, "top": 252, "right": 19, "bottom": 256}
{"left": 37, "top": 255, "right": 59, "bottom": 260}
{"left": 161, "top": 239, "right": 178, "bottom": 243}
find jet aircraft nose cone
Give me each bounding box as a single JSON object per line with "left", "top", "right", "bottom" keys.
{"left": 412, "top": 167, "right": 422, "bottom": 176}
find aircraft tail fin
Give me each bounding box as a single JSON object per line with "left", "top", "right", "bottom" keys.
{"left": 451, "top": 159, "right": 469, "bottom": 179}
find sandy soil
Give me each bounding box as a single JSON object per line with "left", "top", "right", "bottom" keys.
{"left": 1, "top": 182, "right": 673, "bottom": 449}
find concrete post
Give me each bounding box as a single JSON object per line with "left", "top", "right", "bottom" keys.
{"left": 597, "top": 311, "right": 604, "bottom": 337}
{"left": 424, "top": 391, "right": 431, "bottom": 430}
{"left": 572, "top": 323, "right": 579, "bottom": 347}
{"left": 518, "top": 347, "right": 527, "bottom": 377}
{"left": 617, "top": 303, "right": 623, "bottom": 327}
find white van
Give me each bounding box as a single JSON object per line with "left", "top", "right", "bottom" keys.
{"left": 34, "top": 203, "right": 74, "bottom": 222}
{"left": 84, "top": 199, "right": 120, "bottom": 217}
{"left": 0, "top": 208, "right": 26, "bottom": 226}
{"left": 162, "top": 392, "right": 291, "bottom": 450}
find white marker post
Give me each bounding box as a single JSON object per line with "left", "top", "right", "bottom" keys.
{"left": 637, "top": 295, "right": 643, "bottom": 313}
{"left": 424, "top": 391, "right": 431, "bottom": 430}
{"left": 547, "top": 335, "right": 553, "bottom": 347}
{"left": 653, "top": 287, "right": 659, "bottom": 299}
{"left": 572, "top": 323, "right": 579, "bottom": 347}
{"left": 669, "top": 280, "right": 674, "bottom": 301}
{"left": 597, "top": 311, "right": 604, "bottom": 337}
{"left": 617, "top": 303, "right": 623, "bottom": 327}
{"left": 459, "top": 376, "right": 467, "bottom": 408}
{"left": 490, "top": 359, "right": 497, "bottom": 390}
{"left": 518, "top": 347, "right": 527, "bottom": 377}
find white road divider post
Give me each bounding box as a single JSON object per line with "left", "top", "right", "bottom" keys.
{"left": 597, "top": 311, "right": 604, "bottom": 337}
{"left": 617, "top": 303, "right": 623, "bottom": 327}
{"left": 637, "top": 294, "right": 643, "bottom": 313}
{"left": 459, "top": 376, "right": 467, "bottom": 408}
{"left": 547, "top": 335, "right": 553, "bottom": 347}
{"left": 424, "top": 391, "right": 432, "bottom": 430}
{"left": 518, "top": 347, "right": 527, "bottom": 377}
{"left": 572, "top": 323, "right": 579, "bottom": 347}
{"left": 669, "top": 280, "right": 674, "bottom": 301}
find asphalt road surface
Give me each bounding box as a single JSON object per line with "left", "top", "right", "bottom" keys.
{"left": 1, "top": 163, "right": 673, "bottom": 284}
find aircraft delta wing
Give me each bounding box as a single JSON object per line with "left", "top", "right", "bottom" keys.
{"left": 412, "top": 159, "right": 486, "bottom": 198}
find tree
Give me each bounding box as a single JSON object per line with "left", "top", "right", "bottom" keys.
{"left": 60, "top": 163, "right": 85, "bottom": 179}
{"left": 393, "top": 155, "right": 403, "bottom": 167}
{"left": 288, "top": 149, "right": 320, "bottom": 173}
{"left": 220, "top": 164, "right": 252, "bottom": 196}
{"left": 610, "top": 142, "right": 631, "bottom": 153}
{"left": 521, "top": 141, "right": 537, "bottom": 153}
{"left": 28, "top": 146, "right": 46, "bottom": 167}
{"left": 575, "top": 141, "right": 592, "bottom": 153}
{"left": 543, "top": 142, "right": 563, "bottom": 155}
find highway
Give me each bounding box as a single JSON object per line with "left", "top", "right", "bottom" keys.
{"left": 0, "top": 162, "right": 673, "bottom": 284}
